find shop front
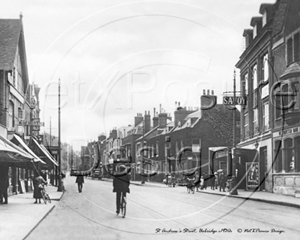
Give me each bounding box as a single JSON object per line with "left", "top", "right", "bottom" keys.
{"left": 209, "top": 147, "right": 259, "bottom": 190}
{"left": 273, "top": 128, "right": 300, "bottom": 196}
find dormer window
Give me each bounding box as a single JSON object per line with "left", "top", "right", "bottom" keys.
{"left": 250, "top": 17, "right": 262, "bottom": 39}
{"left": 253, "top": 24, "right": 257, "bottom": 38}
{"left": 262, "top": 10, "right": 267, "bottom": 27}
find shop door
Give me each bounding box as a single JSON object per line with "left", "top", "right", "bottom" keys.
{"left": 259, "top": 147, "right": 267, "bottom": 190}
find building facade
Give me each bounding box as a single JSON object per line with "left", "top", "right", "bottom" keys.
{"left": 236, "top": 0, "right": 300, "bottom": 196}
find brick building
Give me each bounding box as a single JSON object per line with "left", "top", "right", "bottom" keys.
{"left": 236, "top": 0, "right": 300, "bottom": 196}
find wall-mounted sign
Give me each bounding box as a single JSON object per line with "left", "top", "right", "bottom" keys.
{"left": 223, "top": 96, "right": 247, "bottom": 105}
{"left": 261, "top": 84, "right": 269, "bottom": 99}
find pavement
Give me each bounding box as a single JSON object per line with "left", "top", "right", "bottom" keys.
{"left": 0, "top": 184, "right": 64, "bottom": 240}
{"left": 1, "top": 178, "right": 299, "bottom": 240}
{"left": 128, "top": 179, "right": 300, "bottom": 209}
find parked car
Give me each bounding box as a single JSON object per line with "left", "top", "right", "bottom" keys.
{"left": 91, "top": 168, "right": 102, "bottom": 180}
{"left": 70, "top": 169, "right": 79, "bottom": 176}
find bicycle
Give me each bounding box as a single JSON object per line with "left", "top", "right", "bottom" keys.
{"left": 186, "top": 178, "right": 195, "bottom": 194}
{"left": 40, "top": 184, "right": 51, "bottom": 204}
{"left": 119, "top": 192, "right": 126, "bottom": 218}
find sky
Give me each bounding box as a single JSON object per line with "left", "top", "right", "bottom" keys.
{"left": 1, "top": 0, "right": 276, "bottom": 150}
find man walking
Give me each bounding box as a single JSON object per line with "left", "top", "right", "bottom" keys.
{"left": 75, "top": 174, "right": 84, "bottom": 193}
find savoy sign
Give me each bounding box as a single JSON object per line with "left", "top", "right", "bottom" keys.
{"left": 223, "top": 96, "right": 247, "bottom": 105}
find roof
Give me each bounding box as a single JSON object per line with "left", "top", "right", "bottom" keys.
{"left": 279, "top": 62, "right": 300, "bottom": 80}
{"left": 0, "top": 19, "right": 22, "bottom": 70}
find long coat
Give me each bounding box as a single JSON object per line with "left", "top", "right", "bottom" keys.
{"left": 33, "top": 176, "right": 46, "bottom": 199}
{"left": 113, "top": 174, "right": 130, "bottom": 193}
{"left": 75, "top": 175, "right": 84, "bottom": 184}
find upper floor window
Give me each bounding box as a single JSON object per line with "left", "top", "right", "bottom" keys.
{"left": 262, "top": 53, "right": 269, "bottom": 81}
{"left": 287, "top": 32, "right": 300, "bottom": 65}
{"left": 8, "top": 101, "right": 14, "bottom": 128}
{"left": 294, "top": 33, "right": 300, "bottom": 62}
{"left": 253, "top": 108, "right": 258, "bottom": 134}
{"left": 243, "top": 73, "right": 249, "bottom": 95}
{"left": 263, "top": 102, "right": 269, "bottom": 131}
{"left": 244, "top": 113, "right": 249, "bottom": 139}
{"left": 252, "top": 64, "right": 258, "bottom": 90}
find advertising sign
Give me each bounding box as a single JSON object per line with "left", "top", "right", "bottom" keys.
{"left": 223, "top": 96, "right": 247, "bottom": 105}
{"left": 246, "top": 162, "right": 259, "bottom": 190}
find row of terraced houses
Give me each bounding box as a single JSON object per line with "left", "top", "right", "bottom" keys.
{"left": 83, "top": 0, "right": 300, "bottom": 198}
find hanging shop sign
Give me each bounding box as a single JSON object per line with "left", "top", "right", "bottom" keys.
{"left": 223, "top": 96, "right": 247, "bottom": 105}
{"left": 246, "top": 162, "right": 259, "bottom": 190}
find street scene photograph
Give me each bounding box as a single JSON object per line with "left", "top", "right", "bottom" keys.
{"left": 1, "top": 0, "right": 300, "bottom": 239}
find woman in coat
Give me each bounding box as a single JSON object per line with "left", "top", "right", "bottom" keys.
{"left": 33, "top": 172, "right": 47, "bottom": 204}
{"left": 113, "top": 165, "right": 130, "bottom": 215}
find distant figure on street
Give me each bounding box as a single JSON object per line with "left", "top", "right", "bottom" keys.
{"left": 214, "top": 172, "right": 219, "bottom": 189}
{"left": 33, "top": 171, "right": 47, "bottom": 204}
{"left": 0, "top": 164, "right": 9, "bottom": 204}
{"left": 113, "top": 165, "right": 130, "bottom": 215}
{"left": 200, "top": 176, "right": 204, "bottom": 190}
{"left": 75, "top": 175, "right": 84, "bottom": 193}
{"left": 219, "top": 171, "right": 226, "bottom": 192}
{"left": 41, "top": 170, "right": 47, "bottom": 186}
{"left": 210, "top": 173, "right": 216, "bottom": 190}
{"left": 194, "top": 172, "right": 200, "bottom": 191}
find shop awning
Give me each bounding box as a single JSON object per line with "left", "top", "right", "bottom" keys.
{"left": 0, "top": 135, "right": 34, "bottom": 163}
{"left": 11, "top": 134, "right": 46, "bottom": 164}
{"left": 30, "top": 137, "right": 58, "bottom": 167}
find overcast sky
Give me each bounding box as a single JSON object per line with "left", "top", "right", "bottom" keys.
{"left": 1, "top": 0, "right": 275, "bottom": 149}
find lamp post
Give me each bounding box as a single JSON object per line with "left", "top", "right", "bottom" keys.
{"left": 230, "top": 70, "right": 238, "bottom": 195}
{"left": 57, "top": 78, "right": 62, "bottom": 192}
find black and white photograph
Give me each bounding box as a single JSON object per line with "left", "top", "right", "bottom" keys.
{"left": 0, "top": 0, "right": 300, "bottom": 239}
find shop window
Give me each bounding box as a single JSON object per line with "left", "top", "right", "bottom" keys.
{"left": 283, "top": 138, "right": 293, "bottom": 173}
{"left": 274, "top": 140, "right": 282, "bottom": 173}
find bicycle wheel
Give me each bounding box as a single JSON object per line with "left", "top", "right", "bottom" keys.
{"left": 41, "top": 190, "right": 47, "bottom": 204}
{"left": 120, "top": 193, "right": 126, "bottom": 218}
{"left": 45, "top": 193, "right": 51, "bottom": 203}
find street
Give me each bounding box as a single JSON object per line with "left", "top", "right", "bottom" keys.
{"left": 26, "top": 177, "right": 300, "bottom": 240}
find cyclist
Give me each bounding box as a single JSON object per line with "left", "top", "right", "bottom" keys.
{"left": 112, "top": 165, "right": 130, "bottom": 215}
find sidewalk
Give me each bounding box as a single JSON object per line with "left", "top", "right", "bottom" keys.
{"left": 0, "top": 185, "right": 64, "bottom": 240}
{"left": 125, "top": 179, "right": 300, "bottom": 209}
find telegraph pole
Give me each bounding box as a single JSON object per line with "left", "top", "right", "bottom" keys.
{"left": 57, "top": 78, "right": 62, "bottom": 192}
{"left": 230, "top": 70, "right": 238, "bottom": 195}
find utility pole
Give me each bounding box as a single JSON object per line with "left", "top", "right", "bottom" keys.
{"left": 57, "top": 78, "right": 62, "bottom": 192}
{"left": 230, "top": 70, "right": 238, "bottom": 195}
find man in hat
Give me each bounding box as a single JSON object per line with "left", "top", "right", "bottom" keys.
{"left": 112, "top": 165, "right": 130, "bottom": 215}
